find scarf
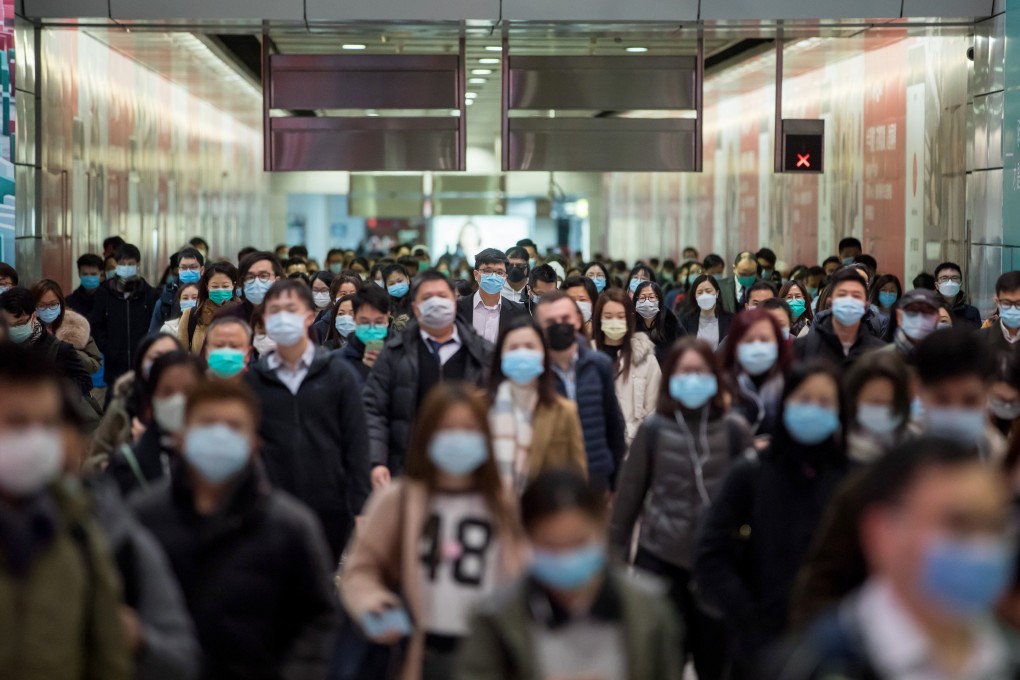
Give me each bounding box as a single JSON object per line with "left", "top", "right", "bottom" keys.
{"left": 489, "top": 381, "right": 537, "bottom": 495}
{"left": 28, "top": 320, "right": 45, "bottom": 345}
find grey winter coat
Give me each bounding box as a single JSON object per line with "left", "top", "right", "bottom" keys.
{"left": 610, "top": 411, "right": 753, "bottom": 570}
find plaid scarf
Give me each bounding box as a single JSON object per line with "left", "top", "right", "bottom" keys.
{"left": 489, "top": 381, "right": 537, "bottom": 495}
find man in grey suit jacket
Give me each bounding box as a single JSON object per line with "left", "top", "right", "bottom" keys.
{"left": 717, "top": 250, "right": 761, "bottom": 314}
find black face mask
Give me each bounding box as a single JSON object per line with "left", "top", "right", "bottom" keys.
{"left": 508, "top": 264, "right": 528, "bottom": 284}
{"left": 546, "top": 322, "right": 577, "bottom": 351}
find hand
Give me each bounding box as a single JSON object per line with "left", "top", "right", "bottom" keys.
{"left": 130, "top": 417, "right": 146, "bottom": 444}
{"left": 363, "top": 349, "right": 381, "bottom": 368}
{"left": 371, "top": 466, "right": 391, "bottom": 490}
{"left": 119, "top": 606, "right": 143, "bottom": 653}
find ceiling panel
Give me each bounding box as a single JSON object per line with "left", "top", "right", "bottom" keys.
{"left": 109, "top": 0, "right": 303, "bottom": 20}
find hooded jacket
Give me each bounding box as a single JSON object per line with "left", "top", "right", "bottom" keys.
{"left": 56, "top": 309, "right": 103, "bottom": 375}
{"left": 90, "top": 277, "right": 160, "bottom": 385}
{"left": 792, "top": 310, "right": 887, "bottom": 368}
{"left": 611, "top": 332, "right": 663, "bottom": 445}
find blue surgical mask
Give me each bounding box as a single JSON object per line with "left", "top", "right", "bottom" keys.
{"left": 180, "top": 299, "right": 197, "bottom": 313}
{"left": 183, "top": 424, "right": 251, "bottom": 483}
{"left": 243, "top": 279, "right": 272, "bottom": 305}
{"left": 80, "top": 275, "right": 101, "bottom": 290}
{"left": 501, "top": 349, "right": 545, "bottom": 386}
{"left": 787, "top": 298, "right": 806, "bottom": 320}
{"left": 856, "top": 403, "right": 903, "bottom": 436}
{"left": 924, "top": 407, "right": 987, "bottom": 444}
{"left": 590, "top": 276, "right": 607, "bottom": 293}
{"left": 531, "top": 544, "right": 606, "bottom": 591}
{"left": 686, "top": 273, "right": 700, "bottom": 286}
{"left": 737, "top": 341, "right": 778, "bottom": 376}
{"left": 179, "top": 269, "right": 201, "bottom": 285}
{"left": 334, "top": 315, "right": 356, "bottom": 338}
{"left": 842, "top": 257, "right": 855, "bottom": 266}
{"left": 921, "top": 535, "right": 1014, "bottom": 617}
{"left": 479, "top": 273, "right": 506, "bottom": 295}
{"left": 901, "top": 311, "right": 937, "bottom": 341}
{"left": 831, "top": 297, "right": 866, "bottom": 326}
{"left": 206, "top": 347, "right": 247, "bottom": 379}
{"left": 36, "top": 306, "right": 60, "bottom": 324}
{"left": 807, "top": 287, "right": 819, "bottom": 299}
{"left": 784, "top": 402, "right": 840, "bottom": 445}
{"left": 628, "top": 278, "right": 641, "bottom": 294}
{"left": 9, "top": 322, "right": 33, "bottom": 344}
{"left": 1000, "top": 306, "right": 1020, "bottom": 330}
{"left": 116, "top": 264, "right": 138, "bottom": 280}
{"left": 427, "top": 430, "right": 488, "bottom": 477}
{"left": 328, "top": 263, "right": 344, "bottom": 274}
{"left": 388, "top": 282, "right": 409, "bottom": 299}
{"left": 355, "top": 324, "right": 388, "bottom": 345}
{"left": 878, "top": 291, "right": 898, "bottom": 309}
{"left": 669, "top": 373, "right": 718, "bottom": 410}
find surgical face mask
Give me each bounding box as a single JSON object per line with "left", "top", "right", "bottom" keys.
{"left": 116, "top": 264, "right": 138, "bottom": 280}
{"left": 784, "top": 402, "right": 840, "bottom": 445}
{"left": 180, "top": 299, "right": 197, "bottom": 313}
{"left": 265, "top": 311, "right": 308, "bottom": 347}
{"left": 334, "top": 314, "right": 356, "bottom": 338}
{"left": 183, "top": 424, "right": 251, "bottom": 484}
{"left": 856, "top": 403, "right": 903, "bottom": 436}
{"left": 355, "top": 324, "right": 388, "bottom": 345}
{"left": 635, "top": 300, "right": 659, "bottom": 320}
{"left": 312, "top": 292, "right": 331, "bottom": 310}
{"left": 428, "top": 429, "right": 488, "bottom": 476}
{"left": 576, "top": 301, "right": 593, "bottom": 324}
{"left": 152, "top": 393, "right": 187, "bottom": 434}
{"left": 531, "top": 544, "right": 606, "bottom": 591}
{"left": 807, "top": 286, "right": 819, "bottom": 299}
{"left": 878, "top": 291, "right": 898, "bottom": 309}
{"left": 479, "top": 273, "right": 506, "bottom": 295}
{"left": 9, "top": 322, "right": 33, "bottom": 345}
{"left": 501, "top": 348, "right": 545, "bottom": 386}
{"left": 36, "top": 305, "right": 60, "bottom": 325}
{"left": 374, "top": 278, "right": 385, "bottom": 289}
{"left": 1000, "top": 306, "right": 1020, "bottom": 330}
{"left": 209, "top": 289, "right": 233, "bottom": 306}
{"left": 761, "top": 268, "right": 774, "bottom": 279}
{"left": 0, "top": 427, "right": 63, "bottom": 496}
{"left": 388, "top": 281, "right": 409, "bottom": 299}
{"left": 923, "top": 406, "right": 987, "bottom": 445}
{"left": 328, "top": 263, "right": 344, "bottom": 274}
{"left": 80, "top": 274, "right": 101, "bottom": 290}
{"left": 787, "top": 298, "right": 806, "bottom": 320}
{"left": 601, "top": 319, "right": 628, "bottom": 341}
{"left": 628, "top": 278, "right": 642, "bottom": 294}
{"left": 736, "top": 273, "right": 757, "bottom": 288}
{"left": 989, "top": 397, "right": 1020, "bottom": 422}
{"left": 416, "top": 296, "right": 456, "bottom": 331}
{"left": 670, "top": 373, "right": 718, "bottom": 410}
{"left": 938, "top": 280, "right": 962, "bottom": 298}
{"left": 243, "top": 279, "right": 272, "bottom": 305}
{"left": 207, "top": 347, "right": 247, "bottom": 379}
{"left": 696, "top": 293, "right": 717, "bottom": 311}
{"left": 687, "top": 273, "right": 700, "bottom": 286}
{"left": 507, "top": 265, "right": 527, "bottom": 284}
{"left": 737, "top": 340, "right": 778, "bottom": 376}
{"left": 253, "top": 333, "right": 276, "bottom": 356}
{"left": 831, "top": 296, "right": 866, "bottom": 326}
{"left": 179, "top": 269, "right": 201, "bottom": 285}
{"left": 921, "top": 535, "right": 1014, "bottom": 617}
{"left": 900, "top": 311, "right": 938, "bottom": 341}
{"left": 590, "top": 276, "right": 607, "bottom": 293}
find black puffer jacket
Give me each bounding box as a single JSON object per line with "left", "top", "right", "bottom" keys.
{"left": 131, "top": 464, "right": 337, "bottom": 680}
{"left": 244, "top": 346, "right": 371, "bottom": 559}
{"left": 90, "top": 278, "right": 160, "bottom": 385}
{"left": 792, "top": 310, "right": 886, "bottom": 368}
{"left": 363, "top": 319, "right": 491, "bottom": 475}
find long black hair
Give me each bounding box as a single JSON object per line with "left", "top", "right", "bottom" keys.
{"left": 633, "top": 280, "right": 681, "bottom": 348}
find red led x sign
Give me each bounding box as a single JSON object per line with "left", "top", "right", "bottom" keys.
{"left": 796, "top": 153, "right": 811, "bottom": 168}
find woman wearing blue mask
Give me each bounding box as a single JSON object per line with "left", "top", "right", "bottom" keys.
{"left": 779, "top": 279, "right": 814, "bottom": 338}
{"left": 664, "top": 259, "right": 703, "bottom": 312}
{"left": 341, "top": 382, "right": 528, "bottom": 680}
{"left": 721, "top": 308, "right": 790, "bottom": 439}
{"left": 626, "top": 263, "right": 656, "bottom": 298}
{"left": 31, "top": 278, "right": 103, "bottom": 376}
{"left": 584, "top": 261, "right": 611, "bottom": 296}
{"left": 842, "top": 351, "right": 912, "bottom": 463}
{"left": 868, "top": 273, "right": 903, "bottom": 341}
{"left": 695, "top": 360, "right": 848, "bottom": 680}
{"left": 633, "top": 280, "right": 684, "bottom": 362}
{"left": 383, "top": 263, "right": 413, "bottom": 333}
{"left": 611, "top": 338, "right": 751, "bottom": 680}
{"left": 322, "top": 294, "right": 355, "bottom": 351}
{"left": 487, "top": 316, "right": 586, "bottom": 494}
{"left": 177, "top": 261, "right": 238, "bottom": 354}
{"left": 458, "top": 470, "right": 684, "bottom": 680}
{"left": 158, "top": 283, "right": 199, "bottom": 337}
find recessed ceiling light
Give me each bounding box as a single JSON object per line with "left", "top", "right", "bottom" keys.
{"left": 469, "top": 77, "right": 486, "bottom": 84}
{"left": 626, "top": 46, "right": 648, "bottom": 53}
{"left": 365, "top": 110, "right": 380, "bottom": 117}
{"left": 484, "top": 45, "right": 502, "bottom": 52}
{"left": 465, "top": 92, "right": 478, "bottom": 99}
{"left": 471, "top": 69, "right": 493, "bottom": 75}
{"left": 479, "top": 57, "right": 500, "bottom": 64}
{"left": 466, "top": 99, "right": 474, "bottom": 105}
{"left": 343, "top": 44, "right": 366, "bottom": 50}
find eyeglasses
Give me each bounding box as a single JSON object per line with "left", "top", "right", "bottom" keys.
{"left": 636, "top": 294, "right": 658, "bottom": 303}
{"left": 243, "top": 272, "right": 275, "bottom": 283}
{"left": 179, "top": 265, "right": 201, "bottom": 273}
{"left": 478, "top": 268, "right": 506, "bottom": 277}
{"left": 36, "top": 303, "right": 60, "bottom": 312}
{"left": 937, "top": 275, "right": 962, "bottom": 284}
{"left": 587, "top": 274, "right": 606, "bottom": 281}
{"left": 785, "top": 294, "right": 805, "bottom": 301}
{"left": 999, "top": 300, "right": 1020, "bottom": 310}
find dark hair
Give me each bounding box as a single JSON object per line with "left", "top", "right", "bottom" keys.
{"left": 721, "top": 308, "right": 791, "bottom": 378}
{"left": 283, "top": 257, "right": 307, "bottom": 269}
{"left": 747, "top": 281, "right": 777, "bottom": 303}
{"left": 185, "top": 378, "right": 261, "bottom": 429}
{"left": 517, "top": 238, "right": 536, "bottom": 249}
{"left": 397, "top": 255, "right": 420, "bottom": 274}
{"left": 684, "top": 274, "right": 722, "bottom": 316}
{"left": 529, "top": 264, "right": 558, "bottom": 289}
{"left": 996, "top": 271, "right": 1020, "bottom": 295}
{"left": 76, "top": 254, "right": 104, "bottom": 271}
{"left": 915, "top": 327, "right": 992, "bottom": 387}
{"left": 933, "top": 261, "right": 962, "bottom": 281}
{"left": 627, "top": 264, "right": 656, "bottom": 287}
{"left": 838, "top": 237, "right": 862, "bottom": 252}
{"left": 702, "top": 254, "right": 725, "bottom": 271}
{"left": 733, "top": 250, "right": 757, "bottom": 267}
{"left": 103, "top": 235, "right": 126, "bottom": 252}
{"left": 842, "top": 350, "right": 911, "bottom": 436}
{"left": 756, "top": 248, "right": 777, "bottom": 266}
{"left": 0, "top": 286, "right": 34, "bottom": 316}
{"left": 189, "top": 237, "right": 210, "bottom": 251}
{"left": 288, "top": 244, "right": 309, "bottom": 259}
{"left": 828, "top": 268, "right": 868, "bottom": 295}
{"left": 474, "top": 248, "right": 509, "bottom": 269}
{"left": 352, "top": 283, "right": 391, "bottom": 316}
{"left": 330, "top": 273, "right": 363, "bottom": 300}
{"left": 239, "top": 251, "right": 284, "bottom": 283}
{"left": 0, "top": 343, "right": 65, "bottom": 390}
{"left": 853, "top": 254, "right": 877, "bottom": 275}
{"left": 0, "top": 263, "right": 17, "bottom": 286}
{"left": 488, "top": 316, "right": 559, "bottom": 406}
{"left": 779, "top": 280, "right": 815, "bottom": 325}
{"left": 264, "top": 278, "right": 315, "bottom": 311}
{"left": 822, "top": 255, "right": 842, "bottom": 268}
{"left": 815, "top": 284, "right": 834, "bottom": 312}
{"left": 196, "top": 261, "right": 238, "bottom": 309}
{"left": 520, "top": 470, "right": 606, "bottom": 533}
{"left": 772, "top": 358, "right": 844, "bottom": 460}
{"left": 310, "top": 271, "right": 335, "bottom": 290}
{"left": 760, "top": 297, "right": 793, "bottom": 327}
{"left": 116, "top": 243, "right": 142, "bottom": 262}
{"left": 583, "top": 261, "right": 611, "bottom": 287}
{"left": 592, "top": 288, "right": 636, "bottom": 379}
{"left": 177, "top": 247, "right": 205, "bottom": 267}
{"left": 657, "top": 337, "right": 729, "bottom": 416}
{"left": 383, "top": 263, "right": 410, "bottom": 286}
{"left": 912, "top": 272, "right": 936, "bottom": 291}
{"left": 144, "top": 351, "right": 202, "bottom": 419}
{"left": 30, "top": 279, "right": 67, "bottom": 332}
{"left": 411, "top": 270, "right": 455, "bottom": 300}
{"left": 561, "top": 275, "right": 598, "bottom": 306}
{"left": 505, "top": 246, "right": 529, "bottom": 261}
{"left": 326, "top": 248, "right": 344, "bottom": 263}
{"left": 453, "top": 278, "right": 474, "bottom": 298}
{"left": 868, "top": 274, "right": 903, "bottom": 308}
{"left": 237, "top": 246, "right": 258, "bottom": 263}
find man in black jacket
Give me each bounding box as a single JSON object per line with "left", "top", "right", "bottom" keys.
{"left": 363, "top": 270, "right": 491, "bottom": 489}
{"left": 243, "top": 278, "right": 370, "bottom": 560}
{"left": 148, "top": 247, "right": 204, "bottom": 332}
{"left": 0, "top": 286, "right": 92, "bottom": 395}
{"left": 67, "top": 253, "right": 105, "bottom": 318}
{"left": 456, "top": 247, "right": 526, "bottom": 345}
{"left": 338, "top": 283, "right": 391, "bottom": 383}
{"left": 89, "top": 243, "right": 160, "bottom": 387}
{"left": 132, "top": 379, "right": 337, "bottom": 680}
{"left": 793, "top": 269, "right": 886, "bottom": 369}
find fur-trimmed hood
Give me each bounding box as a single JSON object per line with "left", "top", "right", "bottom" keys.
{"left": 630, "top": 331, "right": 656, "bottom": 366}
{"left": 56, "top": 309, "right": 92, "bottom": 350}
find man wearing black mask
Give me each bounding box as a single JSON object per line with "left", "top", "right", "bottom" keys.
{"left": 502, "top": 246, "right": 531, "bottom": 304}
{"left": 535, "top": 290, "right": 626, "bottom": 491}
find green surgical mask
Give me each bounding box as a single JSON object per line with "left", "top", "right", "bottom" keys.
{"left": 209, "top": 289, "right": 234, "bottom": 305}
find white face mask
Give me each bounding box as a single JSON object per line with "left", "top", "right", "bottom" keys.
{"left": 152, "top": 393, "right": 186, "bottom": 434}
{"left": 0, "top": 427, "right": 63, "bottom": 496}
{"left": 312, "top": 292, "right": 331, "bottom": 310}
{"left": 265, "top": 311, "right": 308, "bottom": 347}
{"left": 416, "top": 296, "right": 457, "bottom": 331}
{"left": 577, "top": 301, "right": 593, "bottom": 324}
{"left": 253, "top": 333, "right": 277, "bottom": 356}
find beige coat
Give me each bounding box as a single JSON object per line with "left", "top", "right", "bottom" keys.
{"left": 339, "top": 480, "right": 528, "bottom": 680}
{"left": 56, "top": 309, "right": 102, "bottom": 375}
{"left": 615, "top": 332, "right": 663, "bottom": 445}
{"left": 528, "top": 395, "right": 588, "bottom": 479}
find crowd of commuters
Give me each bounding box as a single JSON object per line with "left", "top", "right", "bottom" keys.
{"left": 3, "top": 234, "right": 1020, "bottom": 679}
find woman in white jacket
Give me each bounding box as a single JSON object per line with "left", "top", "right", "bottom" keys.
{"left": 593, "top": 288, "right": 662, "bottom": 445}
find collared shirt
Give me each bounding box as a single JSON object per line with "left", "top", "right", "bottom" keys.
{"left": 551, "top": 349, "right": 580, "bottom": 401}
{"left": 857, "top": 578, "right": 1012, "bottom": 680}
{"left": 266, "top": 340, "right": 317, "bottom": 395}
{"left": 500, "top": 282, "right": 525, "bottom": 303}
{"left": 472, "top": 291, "right": 502, "bottom": 345}
{"left": 1001, "top": 320, "right": 1020, "bottom": 345}
{"left": 419, "top": 326, "right": 462, "bottom": 366}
